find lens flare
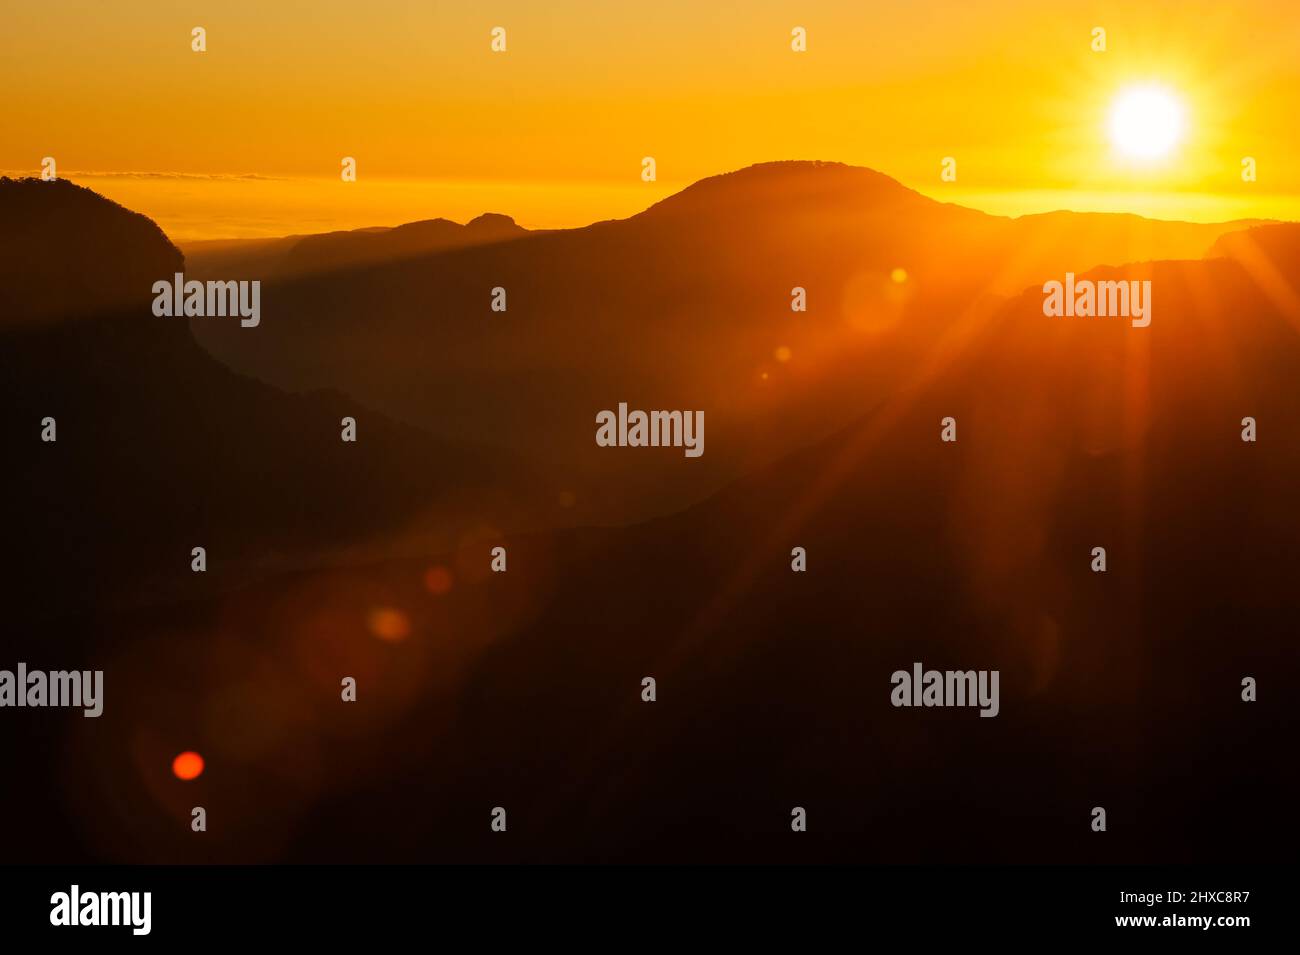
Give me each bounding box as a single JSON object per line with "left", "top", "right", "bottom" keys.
{"left": 367, "top": 607, "right": 411, "bottom": 641}
{"left": 423, "top": 566, "right": 454, "bottom": 595}
{"left": 172, "top": 751, "right": 205, "bottom": 781}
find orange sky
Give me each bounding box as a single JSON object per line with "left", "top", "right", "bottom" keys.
{"left": 3, "top": 0, "right": 1298, "bottom": 240}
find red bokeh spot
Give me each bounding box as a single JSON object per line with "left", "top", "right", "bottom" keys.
{"left": 172, "top": 751, "right": 205, "bottom": 781}
{"left": 423, "top": 566, "right": 453, "bottom": 596}
{"left": 368, "top": 607, "right": 411, "bottom": 641}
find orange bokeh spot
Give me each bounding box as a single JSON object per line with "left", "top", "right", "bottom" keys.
{"left": 774, "top": 345, "right": 792, "bottom": 362}
{"left": 423, "top": 566, "right": 453, "bottom": 595}
{"left": 368, "top": 606, "right": 410, "bottom": 641}
{"left": 172, "top": 751, "right": 204, "bottom": 781}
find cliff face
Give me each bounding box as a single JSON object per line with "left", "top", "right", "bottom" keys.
{"left": 0, "top": 177, "right": 184, "bottom": 326}
{"left": 0, "top": 178, "right": 547, "bottom": 615}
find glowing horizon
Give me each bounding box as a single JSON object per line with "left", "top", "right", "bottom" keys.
{"left": 2, "top": 170, "right": 1284, "bottom": 246}
{"left": 4, "top": 0, "right": 1298, "bottom": 240}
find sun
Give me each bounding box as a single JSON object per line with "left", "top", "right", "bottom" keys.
{"left": 1108, "top": 86, "right": 1185, "bottom": 160}
{"left": 1108, "top": 86, "right": 1186, "bottom": 161}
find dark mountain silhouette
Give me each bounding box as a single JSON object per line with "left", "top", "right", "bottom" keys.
{"left": 0, "top": 178, "right": 550, "bottom": 615}
{"left": 0, "top": 177, "right": 178, "bottom": 325}
{"left": 183, "top": 212, "right": 528, "bottom": 282}
{"left": 8, "top": 218, "right": 1297, "bottom": 863}
{"left": 186, "top": 161, "right": 1266, "bottom": 527}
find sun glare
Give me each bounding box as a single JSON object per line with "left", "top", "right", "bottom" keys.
{"left": 1108, "top": 86, "right": 1186, "bottom": 161}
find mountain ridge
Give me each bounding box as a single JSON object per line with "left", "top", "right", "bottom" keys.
{"left": 182, "top": 160, "right": 1293, "bottom": 527}
{"left": 0, "top": 178, "right": 551, "bottom": 615}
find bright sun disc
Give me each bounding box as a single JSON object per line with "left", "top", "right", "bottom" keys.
{"left": 1109, "top": 86, "right": 1185, "bottom": 160}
